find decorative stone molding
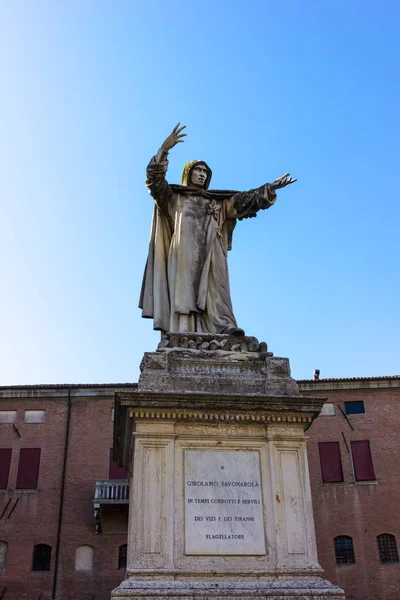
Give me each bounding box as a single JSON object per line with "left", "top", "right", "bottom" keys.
{"left": 129, "top": 409, "right": 313, "bottom": 425}
{"left": 158, "top": 332, "right": 269, "bottom": 354}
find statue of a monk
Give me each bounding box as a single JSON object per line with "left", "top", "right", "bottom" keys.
{"left": 139, "top": 124, "right": 296, "bottom": 336}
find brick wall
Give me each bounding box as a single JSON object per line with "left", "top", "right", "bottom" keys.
{"left": 0, "top": 387, "right": 130, "bottom": 600}
{"left": 302, "top": 381, "right": 400, "bottom": 600}
{"left": 0, "top": 395, "right": 67, "bottom": 599}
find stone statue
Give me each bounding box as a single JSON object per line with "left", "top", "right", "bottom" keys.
{"left": 139, "top": 124, "right": 296, "bottom": 336}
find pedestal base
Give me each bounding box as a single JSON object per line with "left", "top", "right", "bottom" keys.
{"left": 113, "top": 338, "right": 345, "bottom": 600}
{"left": 112, "top": 576, "right": 344, "bottom": 599}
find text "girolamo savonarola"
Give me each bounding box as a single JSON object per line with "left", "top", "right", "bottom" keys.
{"left": 186, "top": 480, "right": 260, "bottom": 488}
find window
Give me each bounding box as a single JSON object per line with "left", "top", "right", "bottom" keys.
{"left": 344, "top": 401, "right": 365, "bottom": 415}
{"left": 24, "top": 410, "right": 46, "bottom": 424}
{"left": 16, "top": 448, "right": 41, "bottom": 489}
{"left": 0, "top": 541, "right": 8, "bottom": 573}
{"left": 32, "top": 544, "right": 51, "bottom": 571}
{"left": 351, "top": 441, "right": 375, "bottom": 481}
{"left": 109, "top": 449, "right": 128, "bottom": 480}
{"left": 318, "top": 442, "right": 343, "bottom": 483}
{"left": 320, "top": 403, "right": 336, "bottom": 416}
{"left": 0, "top": 411, "right": 17, "bottom": 424}
{"left": 75, "top": 545, "right": 94, "bottom": 573}
{"left": 0, "top": 449, "right": 12, "bottom": 490}
{"left": 334, "top": 536, "right": 355, "bottom": 565}
{"left": 377, "top": 534, "right": 399, "bottom": 564}
{"left": 118, "top": 544, "right": 127, "bottom": 570}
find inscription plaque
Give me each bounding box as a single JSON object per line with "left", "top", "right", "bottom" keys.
{"left": 184, "top": 450, "right": 266, "bottom": 555}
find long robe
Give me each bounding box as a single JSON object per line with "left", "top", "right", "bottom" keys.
{"left": 139, "top": 153, "right": 277, "bottom": 334}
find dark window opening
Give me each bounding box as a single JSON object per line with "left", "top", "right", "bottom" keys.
{"left": 344, "top": 401, "right": 365, "bottom": 415}
{"left": 377, "top": 534, "right": 399, "bottom": 564}
{"left": 318, "top": 442, "right": 344, "bottom": 483}
{"left": 109, "top": 448, "right": 128, "bottom": 480}
{"left": 334, "top": 536, "right": 355, "bottom": 565}
{"left": 32, "top": 544, "right": 51, "bottom": 572}
{"left": 0, "top": 449, "right": 12, "bottom": 490}
{"left": 0, "top": 541, "right": 8, "bottom": 573}
{"left": 351, "top": 440, "right": 375, "bottom": 481}
{"left": 118, "top": 544, "right": 127, "bottom": 570}
{"left": 16, "top": 448, "right": 41, "bottom": 489}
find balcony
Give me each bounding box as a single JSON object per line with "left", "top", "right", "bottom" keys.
{"left": 94, "top": 480, "right": 129, "bottom": 504}
{"left": 93, "top": 480, "right": 129, "bottom": 533}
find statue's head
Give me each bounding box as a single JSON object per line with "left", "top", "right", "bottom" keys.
{"left": 181, "top": 160, "right": 212, "bottom": 189}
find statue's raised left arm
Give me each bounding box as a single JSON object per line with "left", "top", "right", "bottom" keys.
{"left": 146, "top": 123, "right": 187, "bottom": 212}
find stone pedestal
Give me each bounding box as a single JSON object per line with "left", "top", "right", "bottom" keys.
{"left": 112, "top": 335, "right": 344, "bottom": 599}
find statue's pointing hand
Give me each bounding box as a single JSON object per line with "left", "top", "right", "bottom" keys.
{"left": 269, "top": 173, "right": 297, "bottom": 191}
{"left": 161, "top": 123, "right": 187, "bottom": 152}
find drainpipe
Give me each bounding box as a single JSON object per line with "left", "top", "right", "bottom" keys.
{"left": 52, "top": 389, "right": 72, "bottom": 599}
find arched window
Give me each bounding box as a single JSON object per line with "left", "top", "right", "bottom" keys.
{"left": 118, "top": 544, "right": 127, "bottom": 570}
{"left": 0, "top": 541, "right": 8, "bottom": 573}
{"left": 334, "top": 536, "right": 355, "bottom": 565}
{"left": 377, "top": 534, "right": 399, "bottom": 564}
{"left": 75, "top": 545, "right": 94, "bottom": 573}
{"left": 32, "top": 544, "right": 51, "bottom": 571}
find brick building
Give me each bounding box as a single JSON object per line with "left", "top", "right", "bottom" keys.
{"left": 301, "top": 375, "right": 400, "bottom": 600}
{"left": 0, "top": 384, "right": 132, "bottom": 600}
{"left": 0, "top": 376, "right": 399, "bottom": 599}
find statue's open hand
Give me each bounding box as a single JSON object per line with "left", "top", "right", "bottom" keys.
{"left": 161, "top": 123, "right": 187, "bottom": 152}
{"left": 269, "top": 173, "right": 297, "bottom": 190}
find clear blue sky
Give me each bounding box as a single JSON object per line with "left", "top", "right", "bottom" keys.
{"left": 1, "top": 1, "right": 399, "bottom": 385}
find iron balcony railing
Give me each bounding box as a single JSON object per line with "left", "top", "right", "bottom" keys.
{"left": 93, "top": 480, "right": 129, "bottom": 504}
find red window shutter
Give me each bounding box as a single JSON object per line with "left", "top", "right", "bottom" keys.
{"left": 351, "top": 440, "right": 375, "bottom": 481}
{"left": 0, "top": 449, "right": 12, "bottom": 489}
{"left": 318, "top": 442, "right": 343, "bottom": 483}
{"left": 109, "top": 448, "right": 128, "bottom": 480}
{"left": 16, "top": 448, "right": 41, "bottom": 489}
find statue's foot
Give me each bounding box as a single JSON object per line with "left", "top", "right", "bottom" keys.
{"left": 220, "top": 325, "right": 245, "bottom": 337}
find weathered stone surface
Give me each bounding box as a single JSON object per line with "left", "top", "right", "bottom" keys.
{"left": 158, "top": 332, "right": 268, "bottom": 353}
{"left": 112, "top": 341, "right": 344, "bottom": 600}
{"left": 139, "top": 334, "right": 298, "bottom": 397}
{"left": 112, "top": 576, "right": 345, "bottom": 598}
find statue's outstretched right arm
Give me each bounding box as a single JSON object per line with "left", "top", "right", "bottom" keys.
{"left": 226, "top": 173, "right": 296, "bottom": 220}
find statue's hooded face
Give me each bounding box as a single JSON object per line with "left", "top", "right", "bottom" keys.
{"left": 181, "top": 160, "right": 212, "bottom": 190}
